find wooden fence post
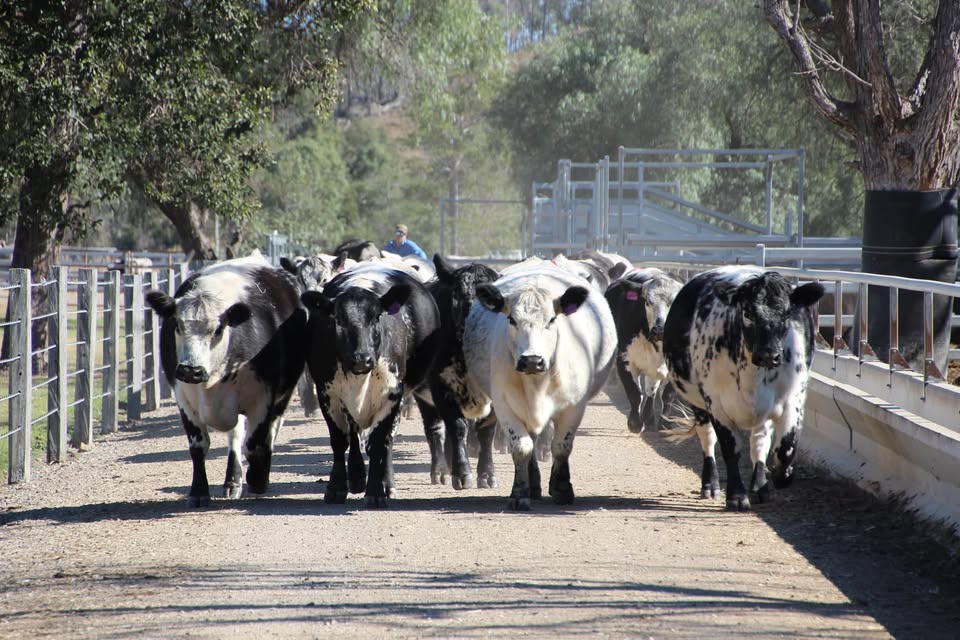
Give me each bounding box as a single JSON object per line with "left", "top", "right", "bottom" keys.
{"left": 72, "top": 268, "right": 97, "bottom": 448}
{"left": 47, "top": 266, "right": 69, "bottom": 462}
{"left": 125, "top": 273, "right": 143, "bottom": 421}
{"left": 143, "top": 271, "right": 160, "bottom": 411}
{"left": 101, "top": 269, "right": 120, "bottom": 434}
{"left": 7, "top": 269, "right": 32, "bottom": 483}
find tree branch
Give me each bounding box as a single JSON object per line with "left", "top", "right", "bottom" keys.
{"left": 762, "top": 0, "right": 853, "bottom": 131}
{"left": 914, "top": 0, "right": 960, "bottom": 137}
{"left": 855, "top": 0, "right": 902, "bottom": 127}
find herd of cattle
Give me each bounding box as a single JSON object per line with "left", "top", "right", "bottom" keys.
{"left": 145, "top": 240, "right": 825, "bottom": 512}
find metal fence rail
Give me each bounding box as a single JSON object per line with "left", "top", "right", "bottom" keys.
{"left": 3, "top": 263, "right": 188, "bottom": 483}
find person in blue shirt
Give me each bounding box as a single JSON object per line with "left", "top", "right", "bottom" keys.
{"left": 383, "top": 224, "right": 429, "bottom": 261}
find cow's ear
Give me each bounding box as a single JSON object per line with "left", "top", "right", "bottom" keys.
{"left": 279, "top": 256, "right": 298, "bottom": 274}
{"left": 476, "top": 283, "right": 505, "bottom": 314}
{"left": 434, "top": 254, "right": 456, "bottom": 284}
{"left": 301, "top": 290, "right": 334, "bottom": 315}
{"left": 223, "top": 302, "right": 252, "bottom": 327}
{"left": 791, "top": 281, "right": 825, "bottom": 307}
{"left": 381, "top": 284, "right": 412, "bottom": 315}
{"left": 333, "top": 252, "right": 349, "bottom": 271}
{"left": 557, "top": 285, "right": 590, "bottom": 315}
{"left": 622, "top": 281, "right": 644, "bottom": 303}
{"left": 145, "top": 291, "right": 176, "bottom": 318}
{"left": 608, "top": 262, "right": 628, "bottom": 281}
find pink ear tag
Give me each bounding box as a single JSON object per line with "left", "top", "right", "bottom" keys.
{"left": 625, "top": 290, "right": 639, "bottom": 301}
{"left": 563, "top": 303, "right": 579, "bottom": 315}
{"left": 387, "top": 301, "right": 402, "bottom": 315}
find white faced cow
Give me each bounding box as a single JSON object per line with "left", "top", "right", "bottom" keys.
{"left": 662, "top": 266, "right": 824, "bottom": 511}
{"left": 604, "top": 267, "right": 683, "bottom": 432}
{"left": 463, "top": 265, "right": 617, "bottom": 510}
{"left": 302, "top": 262, "right": 440, "bottom": 507}
{"left": 146, "top": 255, "right": 308, "bottom": 507}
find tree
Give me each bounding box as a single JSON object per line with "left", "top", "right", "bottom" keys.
{"left": 764, "top": 0, "right": 960, "bottom": 371}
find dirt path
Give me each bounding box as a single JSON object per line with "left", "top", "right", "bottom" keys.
{"left": 1, "top": 385, "right": 958, "bottom": 639}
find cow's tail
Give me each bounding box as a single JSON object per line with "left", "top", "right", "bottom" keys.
{"left": 661, "top": 400, "right": 697, "bottom": 443}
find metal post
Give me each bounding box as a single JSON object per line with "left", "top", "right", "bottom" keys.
{"left": 101, "top": 269, "right": 120, "bottom": 434}
{"left": 47, "top": 266, "right": 69, "bottom": 462}
{"left": 73, "top": 268, "right": 97, "bottom": 448}
{"left": 765, "top": 156, "right": 774, "bottom": 235}
{"left": 125, "top": 273, "right": 143, "bottom": 421}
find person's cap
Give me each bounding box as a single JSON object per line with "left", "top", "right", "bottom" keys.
{"left": 395, "top": 224, "right": 408, "bottom": 235}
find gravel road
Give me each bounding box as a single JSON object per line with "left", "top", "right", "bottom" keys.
{"left": 1, "top": 384, "right": 958, "bottom": 639}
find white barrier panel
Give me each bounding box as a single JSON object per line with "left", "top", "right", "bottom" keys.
{"left": 803, "top": 348, "right": 960, "bottom": 533}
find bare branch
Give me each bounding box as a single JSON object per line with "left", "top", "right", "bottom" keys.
{"left": 856, "top": 0, "right": 902, "bottom": 126}
{"left": 762, "top": 0, "right": 853, "bottom": 131}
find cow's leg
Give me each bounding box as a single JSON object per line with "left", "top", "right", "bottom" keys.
{"left": 417, "top": 397, "right": 448, "bottom": 485}
{"left": 181, "top": 410, "right": 212, "bottom": 507}
{"left": 548, "top": 406, "right": 585, "bottom": 505}
{"left": 536, "top": 421, "right": 553, "bottom": 463}
{"left": 223, "top": 415, "right": 246, "bottom": 499}
{"left": 364, "top": 402, "right": 402, "bottom": 508}
{"left": 502, "top": 411, "right": 535, "bottom": 511}
{"left": 694, "top": 413, "right": 720, "bottom": 498}
{"left": 475, "top": 414, "right": 498, "bottom": 489}
{"left": 320, "top": 406, "right": 350, "bottom": 504}
{"left": 771, "top": 392, "right": 806, "bottom": 489}
{"left": 442, "top": 409, "right": 474, "bottom": 490}
{"left": 615, "top": 356, "right": 645, "bottom": 433}
{"left": 638, "top": 378, "right": 662, "bottom": 431}
{"left": 244, "top": 399, "right": 286, "bottom": 496}
{"left": 347, "top": 428, "right": 366, "bottom": 495}
{"left": 713, "top": 420, "right": 749, "bottom": 511}
{"left": 749, "top": 419, "right": 775, "bottom": 502}
{"left": 298, "top": 371, "right": 320, "bottom": 418}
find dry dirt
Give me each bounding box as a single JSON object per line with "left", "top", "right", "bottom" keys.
{"left": 1, "top": 383, "right": 959, "bottom": 639}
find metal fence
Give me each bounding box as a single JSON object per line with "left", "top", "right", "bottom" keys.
{"left": 1, "top": 263, "right": 188, "bottom": 483}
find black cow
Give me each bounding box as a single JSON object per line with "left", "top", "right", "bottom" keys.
{"left": 414, "top": 254, "right": 501, "bottom": 489}
{"left": 333, "top": 238, "right": 382, "bottom": 262}
{"left": 302, "top": 262, "right": 440, "bottom": 506}
{"left": 146, "top": 255, "right": 308, "bottom": 506}
{"left": 662, "top": 266, "right": 824, "bottom": 510}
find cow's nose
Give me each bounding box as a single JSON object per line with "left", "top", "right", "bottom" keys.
{"left": 349, "top": 353, "right": 375, "bottom": 374}
{"left": 650, "top": 325, "right": 664, "bottom": 342}
{"left": 516, "top": 355, "right": 546, "bottom": 374}
{"left": 752, "top": 351, "right": 782, "bottom": 369}
{"left": 176, "top": 364, "right": 209, "bottom": 384}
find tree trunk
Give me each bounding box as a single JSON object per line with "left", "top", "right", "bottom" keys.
{"left": 128, "top": 171, "right": 218, "bottom": 262}
{"left": 1, "top": 163, "right": 68, "bottom": 371}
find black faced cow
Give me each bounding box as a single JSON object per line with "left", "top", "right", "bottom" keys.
{"left": 414, "top": 254, "right": 501, "bottom": 489}
{"left": 662, "top": 266, "right": 824, "bottom": 511}
{"left": 146, "top": 255, "right": 308, "bottom": 507}
{"left": 463, "top": 265, "right": 617, "bottom": 510}
{"left": 605, "top": 267, "right": 683, "bottom": 433}
{"left": 302, "top": 262, "right": 440, "bottom": 507}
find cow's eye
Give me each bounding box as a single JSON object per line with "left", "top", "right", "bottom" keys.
{"left": 547, "top": 315, "right": 558, "bottom": 326}
{"left": 213, "top": 324, "right": 225, "bottom": 338}
{"left": 507, "top": 315, "right": 517, "bottom": 327}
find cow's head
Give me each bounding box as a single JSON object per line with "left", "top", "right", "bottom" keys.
{"left": 476, "top": 282, "right": 590, "bottom": 374}
{"left": 302, "top": 284, "right": 410, "bottom": 375}
{"left": 435, "top": 255, "right": 500, "bottom": 332}
{"left": 618, "top": 274, "right": 682, "bottom": 344}
{"left": 146, "top": 288, "right": 252, "bottom": 385}
{"left": 714, "top": 273, "right": 824, "bottom": 368}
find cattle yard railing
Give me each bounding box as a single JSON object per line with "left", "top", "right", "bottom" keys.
{"left": 1, "top": 265, "right": 188, "bottom": 484}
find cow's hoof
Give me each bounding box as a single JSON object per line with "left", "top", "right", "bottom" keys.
{"left": 452, "top": 474, "right": 475, "bottom": 490}
{"left": 430, "top": 470, "right": 447, "bottom": 485}
{"left": 246, "top": 470, "right": 269, "bottom": 495}
{"left": 754, "top": 484, "right": 771, "bottom": 503}
{"left": 187, "top": 495, "right": 211, "bottom": 508}
{"left": 508, "top": 497, "right": 531, "bottom": 511}
{"left": 529, "top": 485, "right": 543, "bottom": 500}
{"left": 348, "top": 478, "right": 366, "bottom": 494}
{"left": 700, "top": 483, "right": 721, "bottom": 499}
{"left": 725, "top": 495, "right": 751, "bottom": 511}
{"left": 551, "top": 488, "right": 575, "bottom": 505}
{"left": 223, "top": 483, "right": 242, "bottom": 500}
{"left": 772, "top": 465, "right": 795, "bottom": 489}
{"left": 365, "top": 494, "right": 389, "bottom": 508}
{"left": 627, "top": 411, "right": 645, "bottom": 434}
{"left": 324, "top": 490, "right": 347, "bottom": 504}
{"left": 477, "top": 473, "right": 498, "bottom": 489}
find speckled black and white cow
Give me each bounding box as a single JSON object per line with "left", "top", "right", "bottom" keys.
{"left": 662, "top": 266, "right": 824, "bottom": 511}
{"left": 604, "top": 267, "right": 683, "bottom": 433}
{"left": 302, "top": 262, "right": 440, "bottom": 507}
{"left": 463, "top": 264, "right": 617, "bottom": 510}
{"left": 414, "top": 254, "right": 501, "bottom": 489}
{"left": 146, "top": 254, "right": 308, "bottom": 507}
